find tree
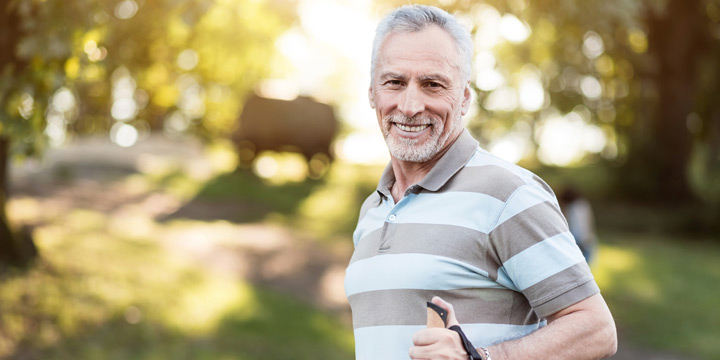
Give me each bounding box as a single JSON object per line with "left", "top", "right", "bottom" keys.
{"left": 634, "top": 0, "right": 720, "bottom": 202}
{"left": 379, "top": 0, "right": 720, "bottom": 204}
{"left": 0, "top": 0, "right": 295, "bottom": 267}
{"left": 0, "top": 0, "right": 94, "bottom": 266}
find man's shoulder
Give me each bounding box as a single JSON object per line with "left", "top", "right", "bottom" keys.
{"left": 454, "top": 146, "right": 556, "bottom": 200}
{"left": 463, "top": 146, "right": 537, "bottom": 182}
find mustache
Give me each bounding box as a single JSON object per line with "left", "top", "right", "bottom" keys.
{"left": 384, "top": 114, "right": 434, "bottom": 125}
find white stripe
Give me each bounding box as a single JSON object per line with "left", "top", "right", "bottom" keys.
{"left": 353, "top": 323, "right": 542, "bottom": 359}
{"left": 345, "top": 253, "right": 498, "bottom": 297}
{"left": 502, "top": 232, "right": 585, "bottom": 290}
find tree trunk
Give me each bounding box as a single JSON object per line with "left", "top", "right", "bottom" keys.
{"left": 0, "top": 2, "right": 38, "bottom": 268}
{"left": 638, "top": 0, "right": 709, "bottom": 203}
{"left": 0, "top": 137, "right": 26, "bottom": 267}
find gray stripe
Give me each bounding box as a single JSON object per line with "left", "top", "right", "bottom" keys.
{"left": 523, "top": 262, "right": 598, "bottom": 318}
{"left": 531, "top": 174, "right": 556, "bottom": 198}
{"left": 350, "top": 224, "right": 500, "bottom": 278}
{"left": 440, "top": 165, "right": 526, "bottom": 201}
{"left": 490, "top": 201, "right": 569, "bottom": 262}
{"left": 348, "top": 288, "right": 539, "bottom": 329}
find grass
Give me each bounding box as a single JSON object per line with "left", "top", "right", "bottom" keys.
{"left": 593, "top": 233, "right": 720, "bottom": 359}
{"left": 0, "top": 216, "right": 355, "bottom": 359}
{"left": 185, "top": 161, "right": 380, "bottom": 240}
{"left": 1, "top": 153, "right": 359, "bottom": 360}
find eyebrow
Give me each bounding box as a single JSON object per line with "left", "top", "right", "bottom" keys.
{"left": 378, "top": 72, "right": 451, "bottom": 84}
{"left": 419, "top": 74, "right": 451, "bottom": 84}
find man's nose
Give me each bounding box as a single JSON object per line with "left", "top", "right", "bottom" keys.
{"left": 397, "top": 85, "right": 425, "bottom": 117}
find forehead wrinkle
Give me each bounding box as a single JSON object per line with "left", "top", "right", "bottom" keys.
{"left": 379, "top": 72, "right": 408, "bottom": 81}
{"left": 374, "top": 28, "right": 466, "bottom": 86}
{"left": 377, "top": 55, "right": 462, "bottom": 85}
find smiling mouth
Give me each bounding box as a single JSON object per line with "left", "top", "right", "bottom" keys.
{"left": 395, "top": 123, "right": 430, "bottom": 132}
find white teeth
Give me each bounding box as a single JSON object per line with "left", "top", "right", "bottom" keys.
{"left": 396, "top": 124, "right": 429, "bottom": 132}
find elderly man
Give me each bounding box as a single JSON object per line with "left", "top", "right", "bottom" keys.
{"left": 344, "top": 4, "right": 617, "bottom": 360}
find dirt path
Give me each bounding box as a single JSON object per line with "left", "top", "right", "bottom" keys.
{"left": 8, "top": 136, "right": 696, "bottom": 360}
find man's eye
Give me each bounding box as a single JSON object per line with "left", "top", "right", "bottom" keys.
{"left": 385, "top": 80, "right": 403, "bottom": 86}
{"left": 427, "top": 82, "right": 442, "bottom": 88}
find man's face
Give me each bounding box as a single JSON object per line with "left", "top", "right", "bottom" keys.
{"left": 369, "top": 25, "right": 471, "bottom": 163}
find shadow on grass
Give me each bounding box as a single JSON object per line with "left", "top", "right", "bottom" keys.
{"left": 156, "top": 163, "right": 380, "bottom": 241}
{"left": 158, "top": 170, "right": 325, "bottom": 224}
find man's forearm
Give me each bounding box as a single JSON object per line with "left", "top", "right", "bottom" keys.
{"left": 485, "top": 294, "right": 617, "bottom": 360}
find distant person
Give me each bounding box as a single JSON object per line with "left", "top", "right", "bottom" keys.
{"left": 559, "top": 186, "right": 598, "bottom": 264}
{"left": 344, "top": 4, "right": 617, "bottom": 360}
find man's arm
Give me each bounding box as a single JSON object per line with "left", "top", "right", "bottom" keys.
{"left": 410, "top": 294, "right": 617, "bottom": 360}
{"left": 487, "top": 293, "right": 617, "bottom": 359}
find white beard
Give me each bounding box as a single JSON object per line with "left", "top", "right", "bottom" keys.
{"left": 382, "top": 114, "right": 460, "bottom": 163}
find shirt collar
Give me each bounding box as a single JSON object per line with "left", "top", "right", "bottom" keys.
{"left": 376, "top": 129, "right": 478, "bottom": 198}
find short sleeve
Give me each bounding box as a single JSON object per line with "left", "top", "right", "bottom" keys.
{"left": 488, "top": 183, "right": 599, "bottom": 318}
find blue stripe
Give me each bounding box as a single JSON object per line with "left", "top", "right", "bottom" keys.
{"left": 466, "top": 148, "right": 528, "bottom": 177}
{"left": 354, "top": 191, "right": 506, "bottom": 247}
{"left": 354, "top": 325, "right": 419, "bottom": 360}
{"left": 353, "top": 323, "right": 542, "bottom": 359}
{"left": 493, "top": 184, "right": 554, "bottom": 229}
{"left": 502, "top": 232, "right": 585, "bottom": 290}
{"left": 344, "top": 253, "right": 498, "bottom": 297}
{"left": 396, "top": 192, "right": 504, "bottom": 233}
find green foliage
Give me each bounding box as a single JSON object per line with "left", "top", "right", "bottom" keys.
{"left": 0, "top": 0, "right": 297, "bottom": 266}
{"left": 0, "top": 0, "right": 96, "bottom": 155}
{"left": 377, "top": 0, "right": 720, "bottom": 203}
{"left": 1, "top": 0, "right": 296, "bottom": 154}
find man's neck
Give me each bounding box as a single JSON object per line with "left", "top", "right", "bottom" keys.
{"left": 390, "top": 158, "right": 434, "bottom": 202}
{"left": 389, "top": 131, "right": 461, "bottom": 202}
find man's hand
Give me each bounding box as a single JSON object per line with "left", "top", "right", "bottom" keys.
{"left": 409, "top": 296, "right": 469, "bottom": 360}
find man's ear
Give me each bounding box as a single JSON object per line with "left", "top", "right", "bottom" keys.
{"left": 368, "top": 85, "right": 376, "bottom": 109}
{"left": 460, "top": 81, "right": 471, "bottom": 115}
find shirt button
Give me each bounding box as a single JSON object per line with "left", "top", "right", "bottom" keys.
{"left": 388, "top": 214, "right": 397, "bottom": 222}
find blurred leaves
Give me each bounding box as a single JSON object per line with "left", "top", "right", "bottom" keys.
{"left": 379, "top": 0, "right": 720, "bottom": 204}
{"left": 1, "top": 0, "right": 297, "bottom": 156}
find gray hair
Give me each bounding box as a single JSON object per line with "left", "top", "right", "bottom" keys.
{"left": 371, "top": 5, "right": 473, "bottom": 83}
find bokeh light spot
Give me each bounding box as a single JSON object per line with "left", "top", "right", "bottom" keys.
{"left": 253, "top": 154, "right": 279, "bottom": 179}
{"left": 177, "top": 49, "right": 199, "bottom": 71}
{"left": 115, "top": 0, "right": 138, "bottom": 20}
{"left": 580, "top": 76, "right": 603, "bottom": 100}
{"left": 111, "top": 123, "right": 139, "bottom": 147}
{"left": 582, "top": 31, "right": 605, "bottom": 59}
{"left": 499, "top": 14, "right": 530, "bottom": 43}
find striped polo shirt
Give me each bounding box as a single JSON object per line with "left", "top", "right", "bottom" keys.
{"left": 344, "top": 130, "right": 598, "bottom": 359}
